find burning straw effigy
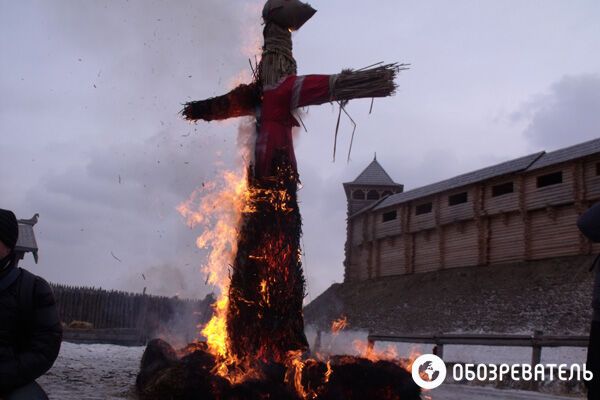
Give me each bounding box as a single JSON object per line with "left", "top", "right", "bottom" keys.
{"left": 137, "top": 1, "right": 417, "bottom": 399}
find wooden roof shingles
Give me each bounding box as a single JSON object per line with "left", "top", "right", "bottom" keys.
{"left": 345, "top": 158, "right": 399, "bottom": 186}
{"left": 374, "top": 151, "right": 545, "bottom": 211}
{"left": 526, "top": 137, "right": 600, "bottom": 171}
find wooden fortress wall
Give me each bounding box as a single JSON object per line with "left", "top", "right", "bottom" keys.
{"left": 345, "top": 154, "right": 600, "bottom": 281}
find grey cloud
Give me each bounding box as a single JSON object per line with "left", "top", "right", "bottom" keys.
{"left": 514, "top": 74, "right": 600, "bottom": 150}
{"left": 19, "top": 129, "right": 230, "bottom": 297}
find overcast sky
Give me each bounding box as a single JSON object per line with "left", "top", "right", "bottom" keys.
{"left": 1, "top": 0, "right": 599, "bottom": 301}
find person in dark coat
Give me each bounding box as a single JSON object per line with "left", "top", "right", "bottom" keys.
{"left": 0, "top": 209, "right": 62, "bottom": 400}
{"left": 578, "top": 202, "right": 600, "bottom": 400}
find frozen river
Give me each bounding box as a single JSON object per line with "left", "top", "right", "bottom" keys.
{"left": 37, "top": 342, "right": 584, "bottom": 400}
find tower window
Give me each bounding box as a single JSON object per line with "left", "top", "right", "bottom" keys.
{"left": 448, "top": 192, "right": 468, "bottom": 206}
{"left": 382, "top": 210, "right": 397, "bottom": 222}
{"left": 491, "top": 182, "right": 514, "bottom": 197}
{"left": 415, "top": 202, "right": 432, "bottom": 215}
{"left": 536, "top": 171, "right": 563, "bottom": 188}
{"left": 367, "top": 190, "right": 380, "bottom": 200}
{"left": 352, "top": 190, "right": 365, "bottom": 200}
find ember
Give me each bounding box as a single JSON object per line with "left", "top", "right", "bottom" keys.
{"left": 138, "top": 1, "right": 416, "bottom": 398}
{"left": 137, "top": 339, "right": 420, "bottom": 400}
{"left": 331, "top": 316, "right": 348, "bottom": 336}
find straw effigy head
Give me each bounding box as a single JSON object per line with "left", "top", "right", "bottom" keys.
{"left": 262, "top": 0, "right": 316, "bottom": 31}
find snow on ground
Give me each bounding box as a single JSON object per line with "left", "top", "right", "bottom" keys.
{"left": 37, "top": 341, "right": 585, "bottom": 399}
{"left": 38, "top": 342, "right": 143, "bottom": 400}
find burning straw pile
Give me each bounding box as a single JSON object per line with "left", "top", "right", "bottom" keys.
{"left": 137, "top": 339, "right": 419, "bottom": 400}
{"left": 137, "top": 159, "right": 420, "bottom": 399}
{"left": 227, "top": 158, "right": 307, "bottom": 364}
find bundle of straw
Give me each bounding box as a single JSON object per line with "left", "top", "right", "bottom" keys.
{"left": 259, "top": 23, "right": 297, "bottom": 87}
{"left": 331, "top": 63, "right": 409, "bottom": 102}
{"left": 181, "top": 82, "right": 259, "bottom": 122}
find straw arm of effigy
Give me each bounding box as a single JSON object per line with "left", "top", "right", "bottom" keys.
{"left": 329, "top": 63, "right": 408, "bottom": 103}
{"left": 181, "top": 82, "right": 260, "bottom": 122}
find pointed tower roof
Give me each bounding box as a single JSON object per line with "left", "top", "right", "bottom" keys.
{"left": 347, "top": 156, "right": 399, "bottom": 186}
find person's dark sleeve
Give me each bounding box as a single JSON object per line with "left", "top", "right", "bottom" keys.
{"left": 578, "top": 202, "right": 600, "bottom": 243}
{"left": 0, "top": 277, "right": 62, "bottom": 391}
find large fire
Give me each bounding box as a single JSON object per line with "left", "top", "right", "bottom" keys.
{"left": 176, "top": 137, "right": 305, "bottom": 380}
{"left": 177, "top": 168, "right": 243, "bottom": 376}
{"left": 171, "top": 156, "right": 423, "bottom": 399}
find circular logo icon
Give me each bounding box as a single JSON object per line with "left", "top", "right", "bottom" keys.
{"left": 411, "top": 354, "right": 447, "bottom": 389}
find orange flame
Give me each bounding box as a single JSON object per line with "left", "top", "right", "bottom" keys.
{"left": 177, "top": 168, "right": 249, "bottom": 374}
{"left": 399, "top": 347, "right": 424, "bottom": 373}
{"left": 351, "top": 340, "right": 406, "bottom": 362}
{"left": 259, "top": 279, "right": 271, "bottom": 307}
{"left": 331, "top": 316, "right": 348, "bottom": 336}
{"left": 284, "top": 350, "right": 315, "bottom": 400}
{"left": 324, "top": 360, "right": 333, "bottom": 383}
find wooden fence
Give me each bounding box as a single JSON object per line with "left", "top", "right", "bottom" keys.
{"left": 367, "top": 331, "right": 589, "bottom": 366}
{"left": 51, "top": 283, "right": 214, "bottom": 342}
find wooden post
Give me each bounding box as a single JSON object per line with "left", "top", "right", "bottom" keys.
{"left": 519, "top": 175, "right": 531, "bottom": 261}
{"left": 531, "top": 330, "right": 542, "bottom": 366}
{"left": 433, "top": 336, "right": 444, "bottom": 359}
{"left": 404, "top": 203, "right": 415, "bottom": 274}
{"left": 485, "top": 213, "right": 491, "bottom": 265}
{"left": 375, "top": 239, "right": 381, "bottom": 278}
{"left": 474, "top": 184, "right": 484, "bottom": 266}
{"left": 409, "top": 233, "right": 416, "bottom": 274}
{"left": 367, "top": 240, "right": 373, "bottom": 280}
{"left": 574, "top": 161, "right": 592, "bottom": 255}
{"left": 530, "top": 330, "right": 543, "bottom": 390}
{"left": 435, "top": 194, "right": 444, "bottom": 270}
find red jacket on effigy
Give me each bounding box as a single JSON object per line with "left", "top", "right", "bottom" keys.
{"left": 254, "top": 74, "right": 332, "bottom": 178}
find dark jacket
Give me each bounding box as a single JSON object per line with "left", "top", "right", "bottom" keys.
{"left": 0, "top": 264, "right": 62, "bottom": 394}
{"left": 578, "top": 202, "right": 600, "bottom": 321}
{"left": 578, "top": 202, "right": 600, "bottom": 243}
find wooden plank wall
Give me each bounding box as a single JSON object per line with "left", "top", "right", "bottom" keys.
{"left": 379, "top": 235, "right": 405, "bottom": 276}
{"left": 583, "top": 156, "right": 600, "bottom": 254}
{"left": 410, "top": 196, "right": 436, "bottom": 232}
{"left": 439, "top": 188, "right": 475, "bottom": 225}
{"left": 377, "top": 212, "right": 402, "bottom": 238}
{"left": 414, "top": 230, "right": 440, "bottom": 273}
{"left": 524, "top": 165, "right": 574, "bottom": 209}
{"left": 488, "top": 213, "right": 525, "bottom": 264}
{"left": 51, "top": 283, "right": 212, "bottom": 331}
{"left": 484, "top": 177, "right": 521, "bottom": 214}
{"left": 443, "top": 221, "right": 479, "bottom": 269}
{"left": 584, "top": 156, "right": 600, "bottom": 201}
{"left": 529, "top": 206, "right": 581, "bottom": 259}
{"left": 345, "top": 155, "right": 600, "bottom": 282}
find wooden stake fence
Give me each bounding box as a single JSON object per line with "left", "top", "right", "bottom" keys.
{"left": 50, "top": 283, "right": 213, "bottom": 334}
